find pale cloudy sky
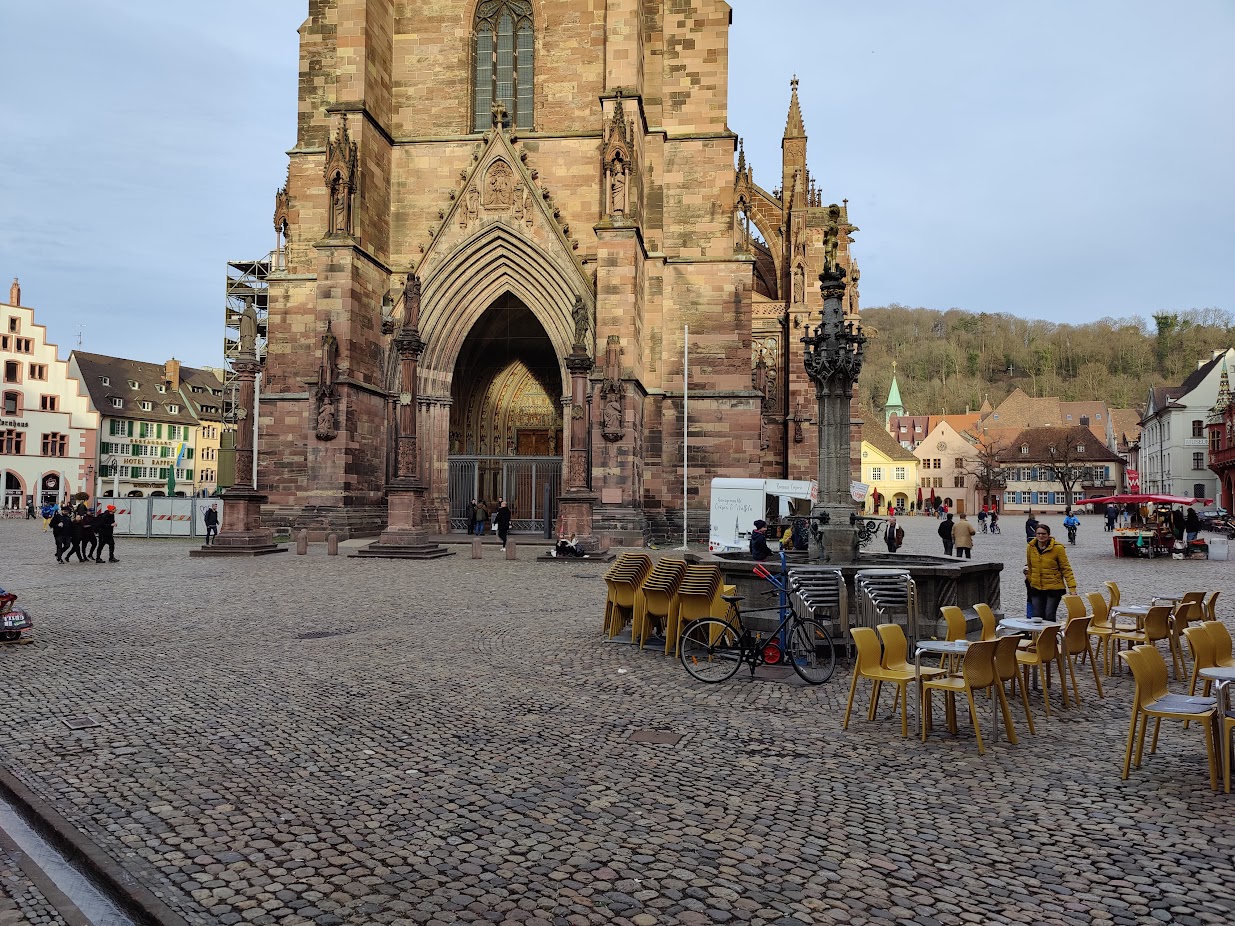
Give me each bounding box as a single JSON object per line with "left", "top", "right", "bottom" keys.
{"left": 1, "top": 1, "right": 1231, "bottom": 369}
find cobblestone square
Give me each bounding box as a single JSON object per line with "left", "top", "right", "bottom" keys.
{"left": 1, "top": 515, "right": 1233, "bottom": 926}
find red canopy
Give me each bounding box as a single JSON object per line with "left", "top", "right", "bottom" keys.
{"left": 1082, "top": 493, "right": 1205, "bottom": 506}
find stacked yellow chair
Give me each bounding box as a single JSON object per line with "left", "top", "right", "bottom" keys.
{"left": 603, "top": 553, "right": 652, "bottom": 639}
{"left": 665, "top": 565, "right": 735, "bottom": 656}
{"left": 632, "top": 558, "right": 686, "bottom": 650}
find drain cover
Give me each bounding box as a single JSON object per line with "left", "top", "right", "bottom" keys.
{"left": 628, "top": 730, "right": 682, "bottom": 746}
{"left": 62, "top": 716, "right": 100, "bottom": 730}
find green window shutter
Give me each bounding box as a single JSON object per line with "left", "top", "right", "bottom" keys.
{"left": 186, "top": 447, "right": 194, "bottom": 460}
{"left": 130, "top": 442, "right": 139, "bottom": 456}
{"left": 159, "top": 467, "right": 168, "bottom": 479}
{"left": 185, "top": 469, "right": 193, "bottom": 481}
{"left": 127, "top": 421, "right": 134, "bottom": 436}
{"left": 130, "top": 466, "right": 141, "bottom": 479}
{"left": 160, "top": 445, "right": 169, "bottom": 458}
{"left": 157, "top": 423, "right": 163, "bottom": 439}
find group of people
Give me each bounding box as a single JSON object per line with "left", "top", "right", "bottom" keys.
{"left": 936, "top": 512, "right": 977, "bottom": 558}
{"left": 465, "top": 498, "right": 512, "bottom": 551}
{"left": 749, "top": 518, "right": 811, "bottom": 560}
{"left": 49, "top": 502, "right": 118, "bottom": 564}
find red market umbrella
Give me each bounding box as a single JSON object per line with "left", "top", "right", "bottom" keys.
{"left": 916, "top": 486, "right": 923, "bottom": 508}
{"left": 929, "top": 486, "right": 936, "bottom": 508}
{"left": 1083, "top": 493, "right": 1203, "bottom": 506}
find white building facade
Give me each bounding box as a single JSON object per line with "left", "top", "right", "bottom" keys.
{"left": 1139, "top": 349, "right": 1235, "bottom": 500}
{"left": 0, "top": 280, "right": 99, "bottom": 509}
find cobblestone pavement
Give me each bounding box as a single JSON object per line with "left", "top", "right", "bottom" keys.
{"left": 0, "top": 517, "right": 1232, "bottom": 926}
{"left": 0, "top": 841, "right": 67, "bottom": 926}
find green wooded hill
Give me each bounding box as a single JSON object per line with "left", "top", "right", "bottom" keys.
{"left": 856, "top": 304, "right": 1234, "bottom": 419}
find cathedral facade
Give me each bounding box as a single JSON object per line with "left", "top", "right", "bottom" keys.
{"left": 260, "top": 0, "right": 861, "bottom": 541}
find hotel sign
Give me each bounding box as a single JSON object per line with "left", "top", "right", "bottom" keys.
{"left": 0, "top": 418, "right": 29, "bottom": 429}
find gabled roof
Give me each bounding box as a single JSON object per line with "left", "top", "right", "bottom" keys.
{"left": 996, "top": 426, "right": 1123, "bottom": 464}
{"left": 864, "top": 421, "right": 918, "bottom": 462}
{"left": 935, "top": 412, "right": 981, "bottom": 435}
{"left": 986, "top": 387, "right": 1063, "bottom": 428}
{"left": 1109, "top": 408, "right": 1143, "bottom": 448}
{"left": 71, "top": 352, "right": 220, "bottom": 426}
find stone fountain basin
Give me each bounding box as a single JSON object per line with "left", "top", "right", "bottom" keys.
{"left": 708, "top": 551, "right": 1004, "bottom": 639}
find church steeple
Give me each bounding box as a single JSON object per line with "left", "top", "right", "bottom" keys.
{"left": 884, "top": 362, "right": 905, "bottom": 428}
{"left": 783, "top": 75, "right": 805, "bottom": 140}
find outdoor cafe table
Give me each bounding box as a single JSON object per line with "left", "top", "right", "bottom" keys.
{"left": 997, "top": 619, "right": 1062, "bottom": 692}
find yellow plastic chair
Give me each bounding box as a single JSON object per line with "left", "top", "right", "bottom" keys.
{"left": 1223, "top": 710, "right": 1235, "bottom": 794}
{"left": 974, "top": 603, "right": 997, "bottom": 642}
{"left": 1204, "top": 590, "right": 1220, "bottom": 621}
{"left": 1181, "top": 625, "right": 1217, "bottom": 699}
{"left": 1060, "top": 613, "right": 1104, "bottom": 702}
{"left": 844, "top": 628, "right": 915, "bottom": 736}
{"left": 1113, "top": 605, "right": 1183, "bottom": 680}
{"left": 602, "top": 553, "right": 652, "bottom": 638}
{"left": 939, "top": 605, "right": 967, "bottom": 668}
{"left": 1104, "top": 580, "right": 1121, "bottom": 611}
{"left": 994, "top": 633, "right": 1033, "bottom": 736}
{"left": 631, "top": 559, "right": 686, "bottom": 650}
{"left": 875, "top": 623, "right": 945, "bottom": 738}
{"left": 1016, "top": 623, "right": 1069, "bottom": 716}
{"left": 1118, "top": 645, "right": 1219, "bottom": 790}
{"left": 1085, "top": 591, "right": 1119, "bottom": 676}
{"left": 921, "top": 638, "right": 1000, "bottom": 755}
{"left": 1202, "top": 620, "right": 1235, "bottom": 668}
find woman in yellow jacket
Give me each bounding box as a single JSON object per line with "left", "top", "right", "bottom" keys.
{"left": 1023, "top": 523, "right": 1077, "bottom": 621}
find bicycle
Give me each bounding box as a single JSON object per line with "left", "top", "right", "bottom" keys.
{"left": 678, "top": 553, "right": 836, "bottom": 684}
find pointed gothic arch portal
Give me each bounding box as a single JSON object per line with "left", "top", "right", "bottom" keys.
{"left": 447, "top": 293, "right": 563, "bottom": 531}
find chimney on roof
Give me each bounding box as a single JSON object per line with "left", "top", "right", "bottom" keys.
{"left": 8, "top": 278, "right": 18, "bottom": 306}
{"left": 165, "top": 358, "right": 181, "bottom": 392}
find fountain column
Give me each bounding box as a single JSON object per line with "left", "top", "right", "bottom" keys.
{"left": 801, "top": 261, "right": 866, "bottom": 563}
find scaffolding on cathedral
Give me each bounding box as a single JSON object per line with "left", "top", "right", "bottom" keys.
{"left": 223, "top": 256, "right": 271, "bottom": 425}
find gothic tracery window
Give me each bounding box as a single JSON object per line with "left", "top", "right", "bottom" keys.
{"left": 472, "top": 1, "right": 534, "bottom": 132}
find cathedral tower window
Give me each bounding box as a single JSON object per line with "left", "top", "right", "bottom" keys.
{"left": 472, "top": 1, "right": 534, "bottom": 132}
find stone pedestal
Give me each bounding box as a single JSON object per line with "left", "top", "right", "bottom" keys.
{"left": 352, "top": 483, "right": 453, "bottom": 559}
{"left": 190, "top": 488, "right": 285, "bottom": 557}
{"left": 558, "top": 493, "right": 599, "bottom": 551}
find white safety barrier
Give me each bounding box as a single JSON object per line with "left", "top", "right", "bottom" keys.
{"left": 108, "top": 498, "right": 224, "bottom": 538}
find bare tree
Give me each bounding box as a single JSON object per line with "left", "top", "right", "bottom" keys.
{"left": 961, "top": 433, "right": 1008, "bottom": 507}
{"left": 1042, "top": 426, "right": 1094, "bottom": 509}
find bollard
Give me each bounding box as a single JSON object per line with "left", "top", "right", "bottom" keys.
{"left": 326, "top": 533, "right": 339, "bottom": 556}
{"left": 296, "top": 530, "right": 308, "bottom": 555}
{"left": 471, "top": 538, "right": 483, "bottom": 559}
{"left": 506, "top": 538, "right": 517, "bottom": 560}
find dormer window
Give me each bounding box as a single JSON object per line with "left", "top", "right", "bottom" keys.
{"left": 140, "top": 401, "right": 153, "bottom": 411}
{"left": 1077, "top": 444, "right": 1085, "bottom": 453}
{"left": 128, "top": 379, "right": 139, "bottom": 389}
{"left": 100, "top": 376, "right": 110, "bottom": 386}
{"left": 156, "top": 384, "right": 167, "bottom": 394}
{"left": 167, "top": 404, "right": 180, "bottom": 414}
{"left": 110, "top": 397, "right": 123, "bottom": 408}
{"left": 1021, "top": 445, "right": 1029, "bottom": 454}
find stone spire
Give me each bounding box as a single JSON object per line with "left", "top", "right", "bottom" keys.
{"left": 8, "top": 278, "right": 18, "bottom": 306}
{"left": 1209, "top": 359, "right": 1230, "bottom": 422}
{"left": 884, "top": 362, "right": 905, "bottom": 428}
{"left": 783, "top": 76, "right": 805, "bottom": 139}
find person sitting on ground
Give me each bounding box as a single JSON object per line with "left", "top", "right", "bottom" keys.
{"left": 554, "top": 534, "right": 585, "bottom": 557}
{"left": 749, "top": 519, "right": 772, "bottom": 561}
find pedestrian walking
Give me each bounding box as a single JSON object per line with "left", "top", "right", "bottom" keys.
{"left": 1105, "top": 503, "right": 1117, "bottom": 532}
{"left": 989, "top": 510, "right": 1000, "bottom": 533}
{"left": 476, "top": 500, "right": 490, "bottom": 535}
{"left": 952, "top": 512, "right": 975, "bottom": 558}
{"left": 95, "top": 505, "right": 118, "bottom": 562}
{"left": 1024, "top": 511, "right": 1039, "bottom": 542}
{"left": 41, "top": 503, "right": 55, "bottom": 531}
{"left": 749, "top": 519, "right": 771, "bottom": 561}
{"left": 50, "top": 508, "right": 72, "bottom": 563}
{"left": 1185, "top": 507, "right": 1201, "bottom": 544}
{"left": 494, "top": 499, "right": 511, "bottom": 551}
{"left": 938, "top": 513, "right": 955, "bottom": 556}
{"left": 466, "top": 498, "right": 479, "bottom": 536}
{"left": 1024, "top": 523, "right": 1077, "bottom": 621}
{"left": 203, "top": 503, "right": 219, "bottom": 546}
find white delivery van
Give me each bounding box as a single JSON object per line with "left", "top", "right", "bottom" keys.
{"left": 708, "top": 478, "right": 818, "bottom": 553}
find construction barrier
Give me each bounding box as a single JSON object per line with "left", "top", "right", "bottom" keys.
{"left": 109, "top": 498, "right": 224, "bottom": 538}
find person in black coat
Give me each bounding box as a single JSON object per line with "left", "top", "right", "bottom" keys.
{"left": 749, "top": 519, "right": 771, "bottom": 561}
{"left": 94, "top": 506, "right": 118, "bottom": 562}
{"left": 938, "top": 513, "right": 955, "bottom": 556}
{"left": 50, "top": 509, "right": 73, "bottom": 563}
{"left": 1184, "top": 507, "right": 1201, "bottom": 543}
{"left": 494, "top": 500, "right": 512, "bottom": 551}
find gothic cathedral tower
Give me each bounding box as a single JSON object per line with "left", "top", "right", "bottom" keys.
{"left": 260, "top": 1, "right": 858, "bottom": 542}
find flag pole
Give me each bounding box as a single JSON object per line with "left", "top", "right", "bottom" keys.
{"left": 679, "top": 324, "right": 689, "bottom": 549}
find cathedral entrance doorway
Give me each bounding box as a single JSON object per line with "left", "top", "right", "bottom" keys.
{"left": 445, "top": 295, "right": 564, "bottom": 533}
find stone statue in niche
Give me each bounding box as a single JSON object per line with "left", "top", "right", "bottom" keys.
{"left": 548, "top": 431, "right": 557, "bottom": 455}
{"left": 571, "top": 295, "right": 589, "bottom": 352}
{"left": 485, "top": 161, "right": 514, "bottom": 208}
{"left": 238, "top": 304, "right": 259, "bottom": 355}
{"left": 314, "top": 320, "right": 339, "bottom": 441}
{"left": 600, "top": 335, "right": 624, "bottom": 443}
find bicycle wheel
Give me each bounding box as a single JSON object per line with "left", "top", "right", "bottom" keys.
{"left": 679, "top": 618, "right": 743, "bottom": 683}
{"left": 786, "top": 618, "right": 835, "bottom": 684}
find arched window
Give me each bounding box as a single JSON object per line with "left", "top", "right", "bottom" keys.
{"left": 472, "top": 1, "right": 534, "bottom": 132}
